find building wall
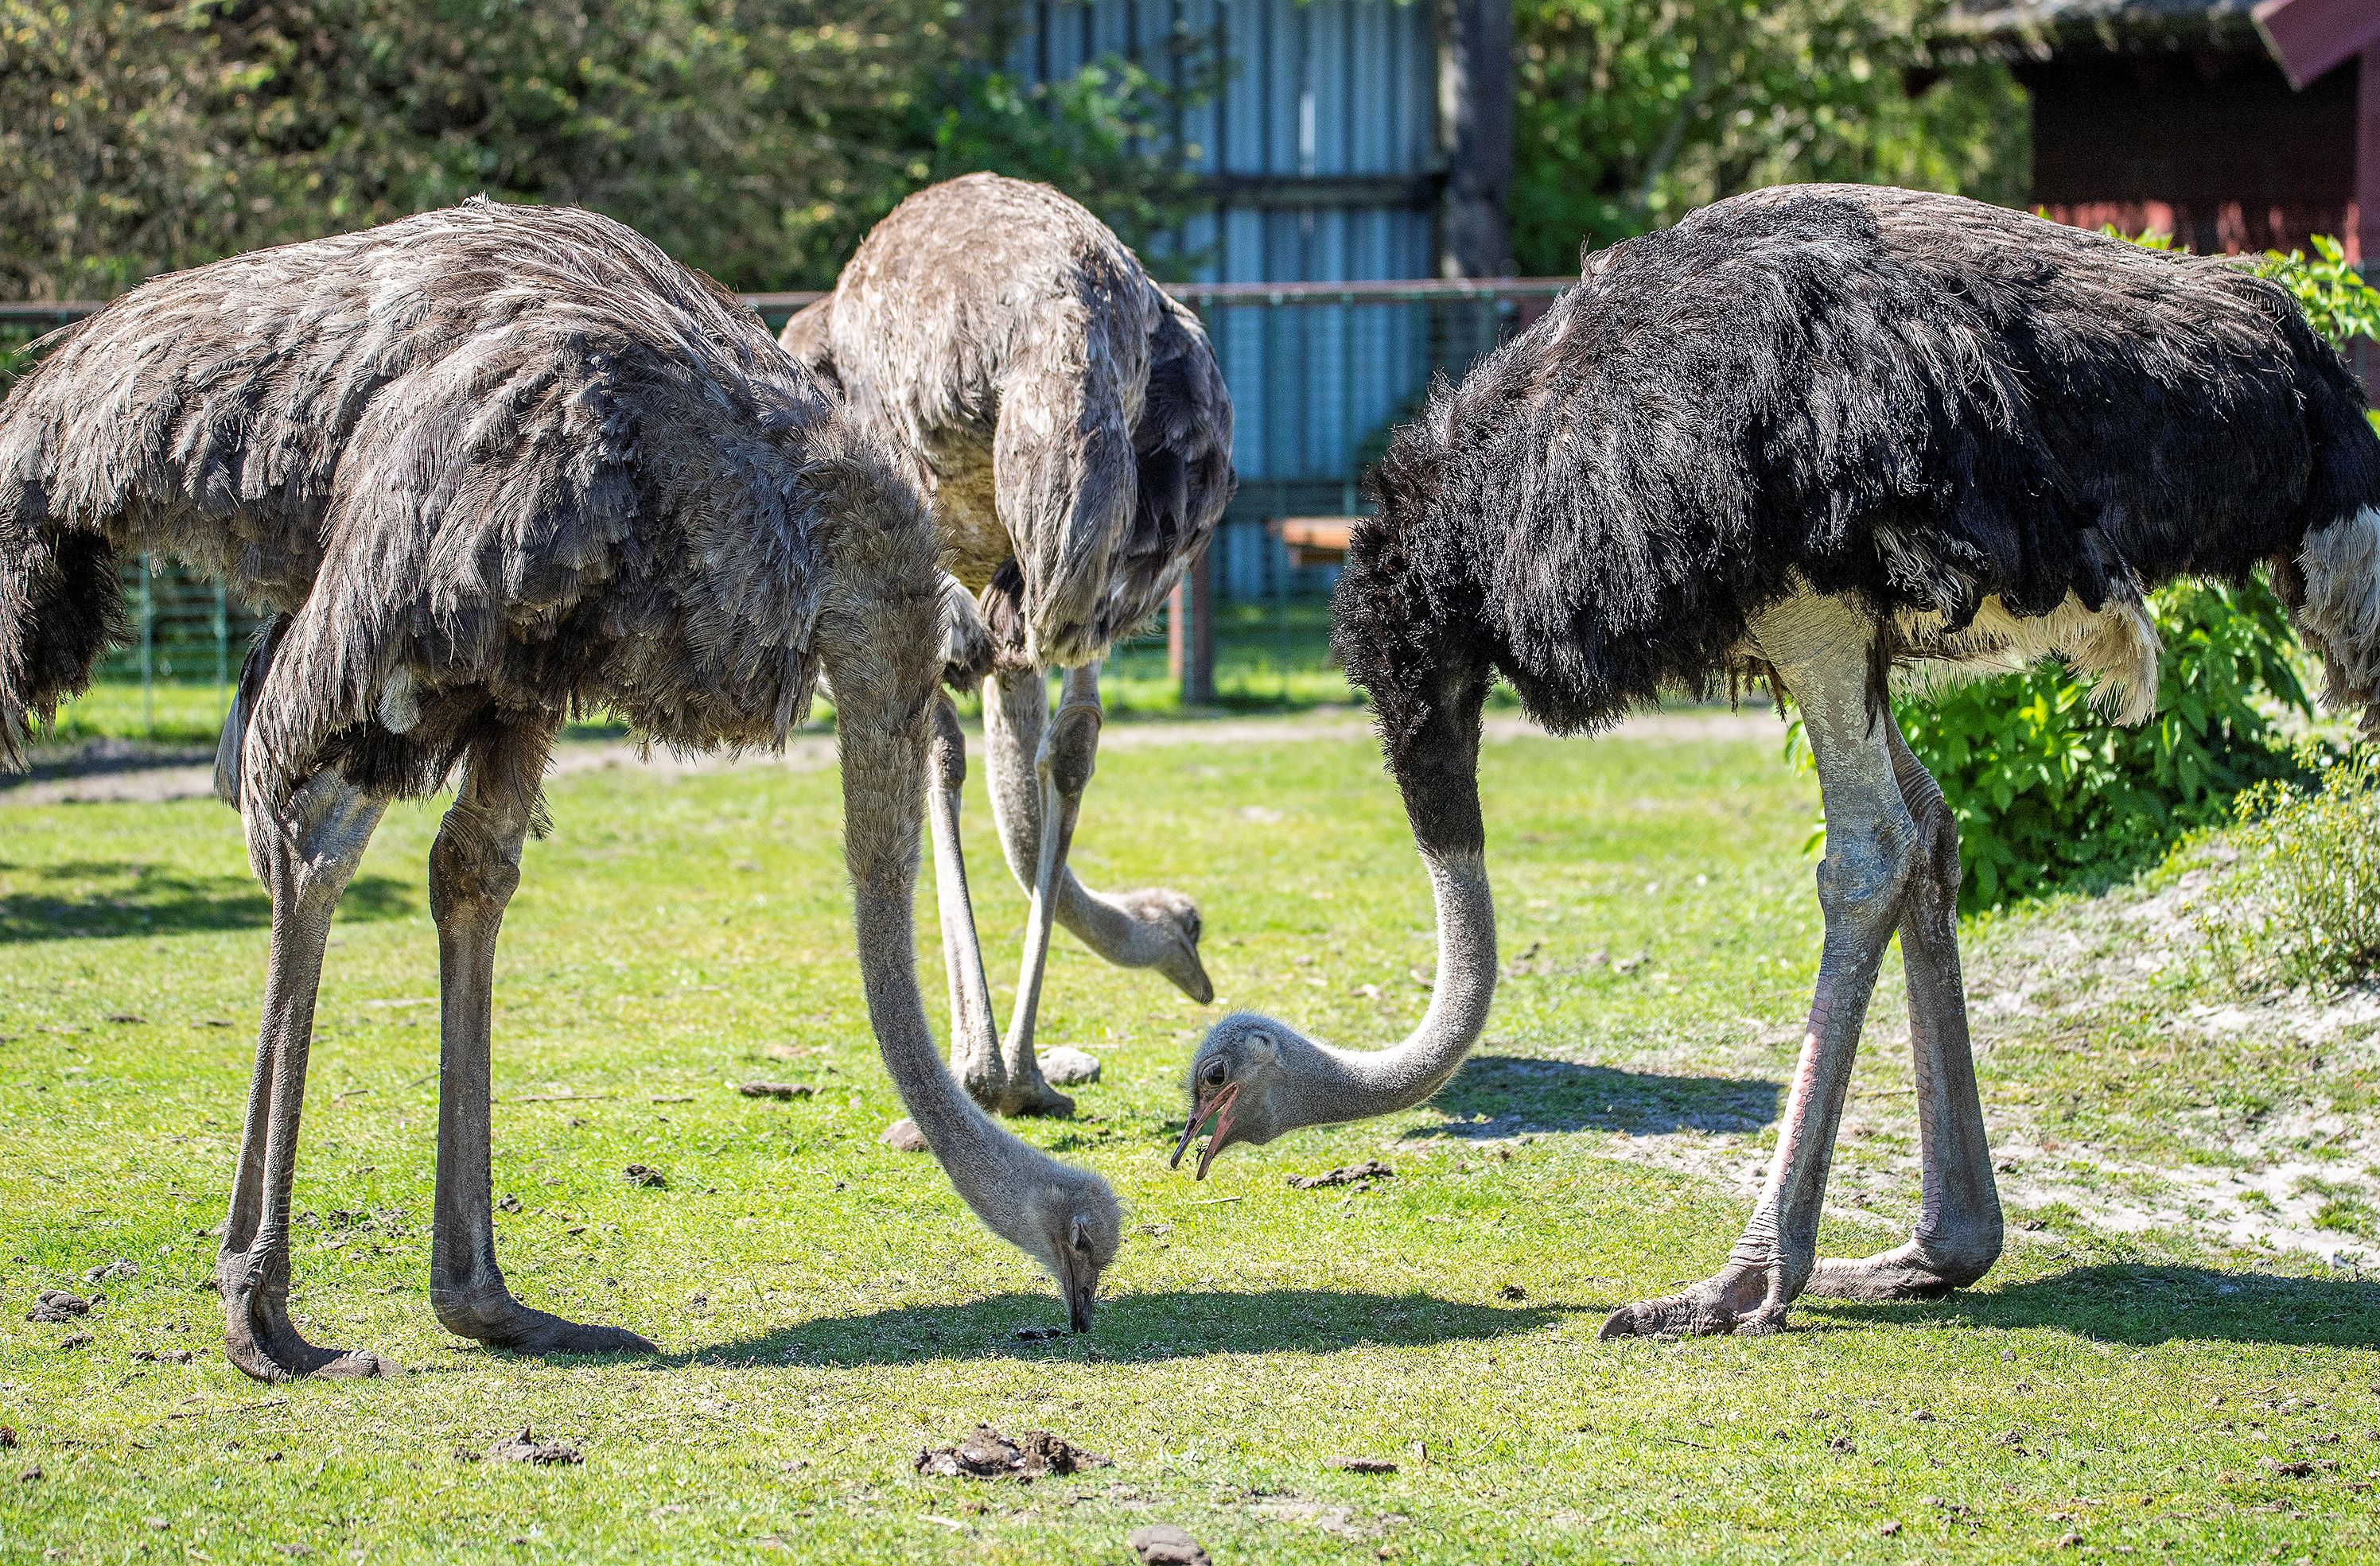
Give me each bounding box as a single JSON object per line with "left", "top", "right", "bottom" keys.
{"left": 1012, "top": 0, "right": 1446, "bottom": 600}
{"left": 2020, "top": 49, "right": 2359, "bottom": 256}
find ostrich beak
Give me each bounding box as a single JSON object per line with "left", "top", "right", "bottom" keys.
{"left": 1067, "top": 1273, "right": 1097, "bottom": 1334}
{"left": 1166, "top": 940, "right": 1215, "bottom": 1005}
{"left": 1169, "top": 1081, "right": 1239, "bottom": 1173}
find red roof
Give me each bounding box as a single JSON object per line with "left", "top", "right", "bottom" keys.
{"left": 2254, "top": 0, "right": 2380, "bottom": 87}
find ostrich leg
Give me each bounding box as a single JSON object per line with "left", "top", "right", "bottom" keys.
{"left": 926, "top": 691, "right": 1008, "bottom": 1106}
{"left": 426, "top": 725, "right": 655, "bottom": 1356}
{"left": 994, "top": 663, "right": 1103, "bottom": 1115}
{"left": 1603, "top": 593, "right": 1916, "bottom": 1339}
{"left": 219, "top": 770, "right": 393, "bottom": 1381}
{"left": 1804, "top": 711, "right": 2003, "bottom": 1299}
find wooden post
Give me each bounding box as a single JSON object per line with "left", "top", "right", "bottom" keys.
{"left": 1439, "top": 0, "right": 1515, "bottom": 279}
{"left": 1170, "top": 543, "right": 1216, "bottom": 707}
{"left": 2362, "top": 46, "right": 2380, "bottom": 393}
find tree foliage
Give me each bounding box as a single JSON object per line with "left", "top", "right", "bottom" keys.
{"left": 1510, "top": 0, "right": 2028, "bottom": 274}
{"left": 0, "top": 2, "right": 1204, "bottom": 298}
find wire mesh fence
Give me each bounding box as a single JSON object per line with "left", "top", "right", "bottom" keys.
{"left": 7, "top": 278, "right": 1576, "bottom": 732}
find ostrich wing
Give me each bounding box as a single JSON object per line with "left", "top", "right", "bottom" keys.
{"left": 1107, "top": 298, "right": 1235, "bottom": 641}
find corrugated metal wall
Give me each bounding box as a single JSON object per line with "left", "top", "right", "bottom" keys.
{"left": 1012, "top": 0, "right": 1445, "bottom": 600}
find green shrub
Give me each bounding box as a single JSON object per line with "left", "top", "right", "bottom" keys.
{"left": 1899, "top": 573, "right": 2320, "bottom": 911}
{"left": 2195, "top": 747, "right": 2380, "bottom": 993}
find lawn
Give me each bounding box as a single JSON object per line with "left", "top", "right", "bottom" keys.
{"left": 1, "top": 718, "right": 2373, "bottom": 1563}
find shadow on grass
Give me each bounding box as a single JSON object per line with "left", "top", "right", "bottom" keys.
{"left": 1419, "top": 1055, "right": 1781, "bottom": 1139}
{"left": 1815, "top": 1263, "right": 2380, "bottom": 1348}
{"left": 698, "top": 1288, "right": 1568, "bottom": 1368}
{"left": 0, "top": 859, "right": 415, "bottom": 942}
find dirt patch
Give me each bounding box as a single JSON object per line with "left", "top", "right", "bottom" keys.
{"left": 913, "top": 1424, "right": 1110, "bottom": 1481}
{"left": 480, "top": 1427, "right": 582, "bottom": 1465}
{"left": 738, "top": 1081, "right": 815, "bottom": 1100}
{"left": 1127, "top": 1523, "right": 1211, "bottom": 1566}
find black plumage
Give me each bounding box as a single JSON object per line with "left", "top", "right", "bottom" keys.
{"left": 1338, "top": 185, "right": 2380, "bottom": 807}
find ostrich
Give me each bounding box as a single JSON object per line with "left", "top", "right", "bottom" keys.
{"left": 1172, "top": 186, "right": 2380, "bottom": 1337}
{"left": 781, "top": 173, "right": 1235, "bottom": 1117}
{"left": 0, "top": 200, "right": 1121, "bottom": 1381}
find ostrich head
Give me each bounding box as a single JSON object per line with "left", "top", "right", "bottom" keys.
{"left": 1114, "top": 887, "right": 1213, "bottom": 1003}
{"left": 966, "top": 1144, "right": 1124, "bottom": 1330}
{"left": 1169, "top": 1011, "right": 1312, "bottom": 1177}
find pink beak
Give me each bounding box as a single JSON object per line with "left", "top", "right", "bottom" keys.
{"left": 1169, "top": 1081, "right": 1241, "bottom": 1179}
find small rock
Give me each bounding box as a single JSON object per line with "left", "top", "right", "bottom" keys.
{"left": 57, "top": 1333, "right": 91, "bottom": 1351}
{"left": 1829, "top": 1434, "right": 1856, "bottom": 1455}
{"left": 1040, "top": 1047, "right": 1101, "bottom": 1086}
{"left": 620, "top": 1164, "right": 666, "bottom": 1188}
{"left": 26, "top": 1292, "right": 90, "bottom": 1324}
{"left": 1910, "top": 1409, "right": 1935, "bottom": 1422}
{"left": 1498, "top": 1284, "right": 1526, "bottom": 1301}
{"left": 1286, "top": 1160, "right": 1394, "bottom": 1191}
{"left": 488, "top": 1427, "right": 581, "bottom": 1465}
{"left": 2020, "top": 1218, "right": 2048, "bottom": 1232}
{"left": 2055, "top": 1533, "right": 2082, "bottom": 1549}
{"left": 1878, "top": 1521, "right": 1902, "bottom": 1537}
{"left": 496, "top": 1194, "right": 522, "bottom": 1214}
{"left": 738, "top": 1080, "right": 816, "bottom": 1100}
{"left": 881, "top": 1119, "right": 929, "bottom": 1152}
{"left": 18, "top": 1466, "right": 39, "bottom": 1482}
{"left": 145, "top": 1517, "right": 169, "bottom": 1531}
{"left": 86, "top": 1260, "right": 138, "bottom": 1285}
{"left": 1128, "top": 1522, "right": 1211, "bottom": 1566}
{"left": 0, "top": 1424, "right": 14, "bottom": 1447}
{"left": 1337, "top": 1456, "right": 1398, "bottom": 1474}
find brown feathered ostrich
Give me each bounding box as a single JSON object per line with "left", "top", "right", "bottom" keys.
{"left": 1173, "top": 186, "right": 2380, "bottom": 1337}
{"left": 0, "top": 200, "right": 1121, "bottom": 1380}
{"left": 783, "top": 174, "right": 1235, "bottom": 1117}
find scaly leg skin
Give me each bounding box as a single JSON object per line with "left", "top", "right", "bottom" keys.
{"left": 984, "top": 663, "right": 1212, "bottom": 1004}
{"left": 219, "top": 770, "right": 395, "bottom": 1381}
{"left": 1602, "top": 593, "right": 1916, "bottom": 1339}
{"left": 995, "top": 663, "right": 1102, "bottom": 1117}
{"left": 926, "top": 691, "right": 1009, "bottom": 1108}
{"left": 1803, "top": 711, "right": 2004, "bottom": 1300}
{"left": 426, "top": 725, "right": 655, "bottom": 1358}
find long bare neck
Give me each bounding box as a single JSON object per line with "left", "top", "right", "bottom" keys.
{"left": 835, "top": 705, "right": 1086, "bottom": 1242}
{"left": 1286, "top": 848, "right": 1497, "bottom": 1123}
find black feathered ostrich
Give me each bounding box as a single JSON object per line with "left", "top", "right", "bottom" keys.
{"left": 0, "top": 200, "right": 1122, "bottom": 1379}
{"left": 782, "top": 174, "right": 1235, "bottom": 1117}
{"left": 1174, "top": 186, "right": 2380, "bottom": 1337}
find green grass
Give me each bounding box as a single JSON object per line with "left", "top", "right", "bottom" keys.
{"left": 2, "top": 722, "right": 2374, "bottom": 1562}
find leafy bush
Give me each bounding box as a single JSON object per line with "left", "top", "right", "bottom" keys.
{"left": 1899, "top": 575, "right": 2318, "bottom": 911}
{"left": 2195, "top": 747, "right": 2380, "bottom": 993}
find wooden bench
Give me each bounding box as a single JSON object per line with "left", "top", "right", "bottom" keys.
{"left": 1273, "top": 516, "right": 1357, "bottom": 568}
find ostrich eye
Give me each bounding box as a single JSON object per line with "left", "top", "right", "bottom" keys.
{"left": 1202, "top": 1060, "right": 1227, "bottom": 1086}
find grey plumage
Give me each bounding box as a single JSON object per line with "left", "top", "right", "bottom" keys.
{"left": 0, "top": 198, "right": 1122, "bottom": 1378}
{"left": 784, "top": 172, "right": 1232, "bottom": 671}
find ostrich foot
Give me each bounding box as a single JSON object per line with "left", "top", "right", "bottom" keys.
{"left": 433, "top": 1284, "right": 657, "bottom": 1357}
{"left": 1804, "top": 1237, "right": 1997, "bottom": 1301}
{"left": 221, "top": 1277, "right": 398, "bottom": 1382}
{"left": 1598, "top": 1261, "right": 1793, "bottom": 1339}
{"left": 989, "top": 1071, "right": 1076, "bottom": 1118}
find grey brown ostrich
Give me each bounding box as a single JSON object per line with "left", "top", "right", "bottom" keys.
{"left": 0, "top": 200, "right": 1120, "bottom": 1380}
{"left": 1173, "top": 186, "right": 2380, "bottom": 1336}
{"left": 783, "top": 174, "right": 1234, "bottom": 1117}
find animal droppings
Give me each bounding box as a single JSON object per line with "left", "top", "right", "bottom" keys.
{"left": 496, "top": 1194, "right": 522, "bottom": 1213}
{"left": 739, "top": 1080, "right": 817, "bottom": 1100}
{"left": 1128, "top": 1522, "right": 1212, "bottom": 1565}
{"left": 26, "top": 1292, "right": 90, "bottom": 1323}
{"left": 913, "top": 1424, "right": 1110, "bottom": 1481}
{"left": 488, "top": 1427, "right": 583, "bottom": 1465}
{"left": 881, "top": 1119, "right": 929, "bottom": 1152}
{"left": 1012, "top": 1326, "right": 1064, "bottom": 1342}
{"left": 130, "top": 1349, "right": 192, "bottom": 1364}
{"left": 1287, "top": 1160, "right": 1394, "bottom": 1190}
{"left": 1337, "top": 1455, "right": 1399, "bottom": 1474}
{"left": 620, "top": 1164, "right": 666, "bottom": 1188}
{"left": 87, "top": 1260, "right": 138, "bottom": 1284}
{"left": 1040, "top": 1047, "right": 1101, "bottom": 1086}
{"left": 1498, "top": 1284, "right": 1527, "bottom": 1301}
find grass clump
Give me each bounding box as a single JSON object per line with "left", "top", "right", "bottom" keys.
{"left": 2195, "top": 746, "right": 2380, "bottom": 993}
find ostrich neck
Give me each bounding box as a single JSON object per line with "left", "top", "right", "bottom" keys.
{"left": 1293, "top": 849, "right": 1497, "bottom": 1124}
{"left": 838, "top": 719, "right": 1064, "bottom": 1239}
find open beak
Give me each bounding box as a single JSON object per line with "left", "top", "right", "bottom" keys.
{"left": 1169, "top": 1081, "right": 1241, "bottom": 1179}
